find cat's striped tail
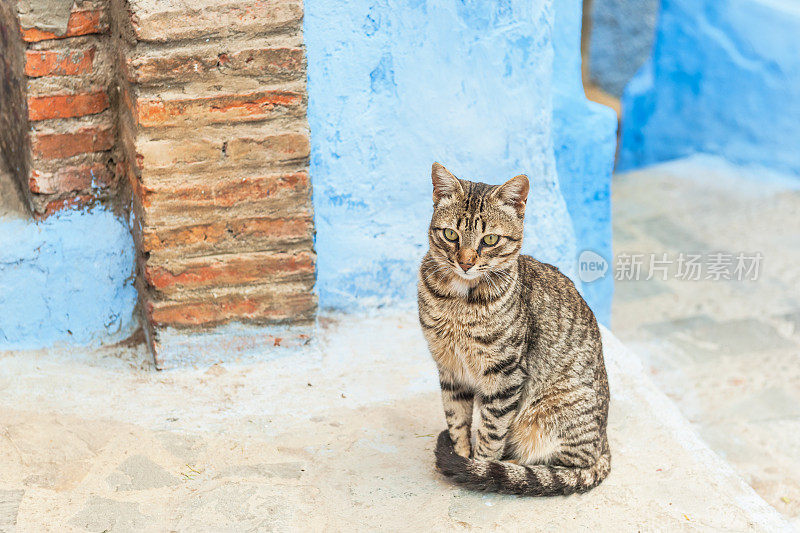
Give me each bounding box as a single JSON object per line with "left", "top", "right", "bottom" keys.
{"left": 434, "top": 430, "right": 610, "bottom": 496}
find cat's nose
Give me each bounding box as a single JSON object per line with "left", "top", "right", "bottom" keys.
{"left": 457, "top": 248, "right": 478, "bottom": 272}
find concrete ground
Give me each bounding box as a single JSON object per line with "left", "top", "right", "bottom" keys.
{"left": 0, "top": 310, "right": 790, "bottom": 532}
{"left": 612, "top": 155, "right": 800, "bottom": 528}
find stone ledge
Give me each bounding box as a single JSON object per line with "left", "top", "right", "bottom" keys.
{"left": 146, "top": 321, "right": 313, "bottom": 370}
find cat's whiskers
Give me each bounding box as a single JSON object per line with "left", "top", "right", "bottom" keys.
{"left": 480, "top": 269, "right": 507, "bottom": 299}
{"left": 485, "top": 274, "right": 501, "bottom": 298}
{"left": 423, "top": 262, "right": 452, "bottom": 284}
{"left": 481, "top": 269, "right": 511, "bottom": 297}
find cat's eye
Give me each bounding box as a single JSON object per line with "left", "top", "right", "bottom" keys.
{"left": 443, "top": 228, "right": 458, "bottom": 242}
{"left": 482, "top": 234, "right": 500, "bottom": 246}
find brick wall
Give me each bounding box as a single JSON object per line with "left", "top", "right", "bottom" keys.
{"left": 18, "top": 0, "right": 117, "bottom": 217}
{"left": 110, "top": 0, "right": 316, "bottom": 363}
{"left": 1, "top": 0, "right": 316, "bottom": 366}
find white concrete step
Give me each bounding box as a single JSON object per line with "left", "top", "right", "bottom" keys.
{"left": 0, "top": 311, "right": 791, "bottom": 530}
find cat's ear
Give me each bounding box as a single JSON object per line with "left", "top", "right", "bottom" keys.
{"left": 493, "top": 174, "right": 529, "bottom": 215}
{"left": 431, "top": 162, "right": 463, "bottom": 204}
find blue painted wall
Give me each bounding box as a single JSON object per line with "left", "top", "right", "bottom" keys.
{"left": 553, "top": 0, "right": 618, "bottom": 323}
{"left": 0, "top": 208, "right": 138, "bottom": 350}
{"left": 306, "top": 0, "right": 616, "bottom": 323}
{"left": 620, "top": 0, "right": 800, "bottom": 177}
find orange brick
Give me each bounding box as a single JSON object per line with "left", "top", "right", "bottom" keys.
{"left": 225, "top": 132, "right": 310, "bottom": 165}
{"left": 28, "top": 91, "right": 109, "bottom": 121}
{"left": 136, "top": 132, "right": 309, "bottom": 171}
{"left": 142, "top": 216, "right": 314, "bottom": 254}
{"left": 21, "top": 9, "right": 106, "bottom": 42}
{"left": 29, "top": 162, "right": 112, "bottom": 194}
{"left": 130, "top": 0, "right": 302, "bottom": 42}
{"left": 32, "top": 126, "right": 113, "bottom": 160}
{"left": 25, "top": 47, "right": 95, "bottom": 77}
{"left": 146, "top": 291, "right": 315, "bottom": 328}
{"left": 137, "top": 90, "right": 304, "bottom": 127}
{"left": 141, "top": 171, "right": 309, "bottom": 210}
{"left": 145, "top": 251, "right": 314, "bottom": 292}
{"left": 220, "top": 47, "right": 304, "bottom": 76}
{"left": 128, "top": 47, "right": 304, "bottom": 85}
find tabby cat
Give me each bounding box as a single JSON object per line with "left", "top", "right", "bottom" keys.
{"left": 417, "top": 162, "right": 610, "bottom": 495}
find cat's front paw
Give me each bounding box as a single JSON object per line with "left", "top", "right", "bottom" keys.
{"left": 453, "top": 441, "right": 472, "bottom": 459}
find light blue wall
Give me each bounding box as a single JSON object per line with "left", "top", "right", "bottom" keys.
{"left": 620, "top": 0, "right": 800, "bottom": 177}
{"left": 553, "top": 0, "right": 618, "bottom": 324}
{"left": 306, "top": 0, "right": 617, "bottom": 323}
{"left": 0, "top": 208, "right": 138, "bottom": 350}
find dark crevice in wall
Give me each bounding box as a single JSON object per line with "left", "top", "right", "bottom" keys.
{"left": 0, "top": 158, "right": 29, "bottom": 219}
{"left": 581, "top": 0, "right": 593, "bottom": 88}
{"left": 0, "top": 2, "right": 33, "bottom": 217}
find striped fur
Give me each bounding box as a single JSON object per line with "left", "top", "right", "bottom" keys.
{"left": 419, "top": 163, "right": 610, "bottom": 496}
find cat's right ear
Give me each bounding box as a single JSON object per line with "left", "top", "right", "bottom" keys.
{"left": 431, "top": 162, "right": 462, "bottom": 204}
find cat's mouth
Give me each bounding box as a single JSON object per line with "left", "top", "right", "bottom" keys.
{"left": 452, "top": 264, "right": 483, "bottom": 281}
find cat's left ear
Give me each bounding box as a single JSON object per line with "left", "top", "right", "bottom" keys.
{"left": 493, "top": 174, "right": 529, "bottom": 216}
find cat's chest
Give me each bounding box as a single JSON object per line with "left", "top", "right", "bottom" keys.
{"left": 424, "top": 303, "right": 500, "bottom": 388}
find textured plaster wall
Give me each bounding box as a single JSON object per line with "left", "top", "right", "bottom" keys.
{"left": 17, "top": 0, "right": 75, "bottom": 35}
{"left": 553, "top": 0, "right": 618, "bottom": 323}
{"left": 619, "top": 0, "right": 800, "bottom": 176}
{"left": 307, "top": 0, "right": 616, "bottom": 322}
{"left": 588, "top": 0, "right": 659, "bottom": 97}
{"left": 0, "top": 209, "right": 137, "bottom": 350}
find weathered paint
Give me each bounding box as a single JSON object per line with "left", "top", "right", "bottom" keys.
{"left": 0, "top": 208, "right": 138, "bottom": 350}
